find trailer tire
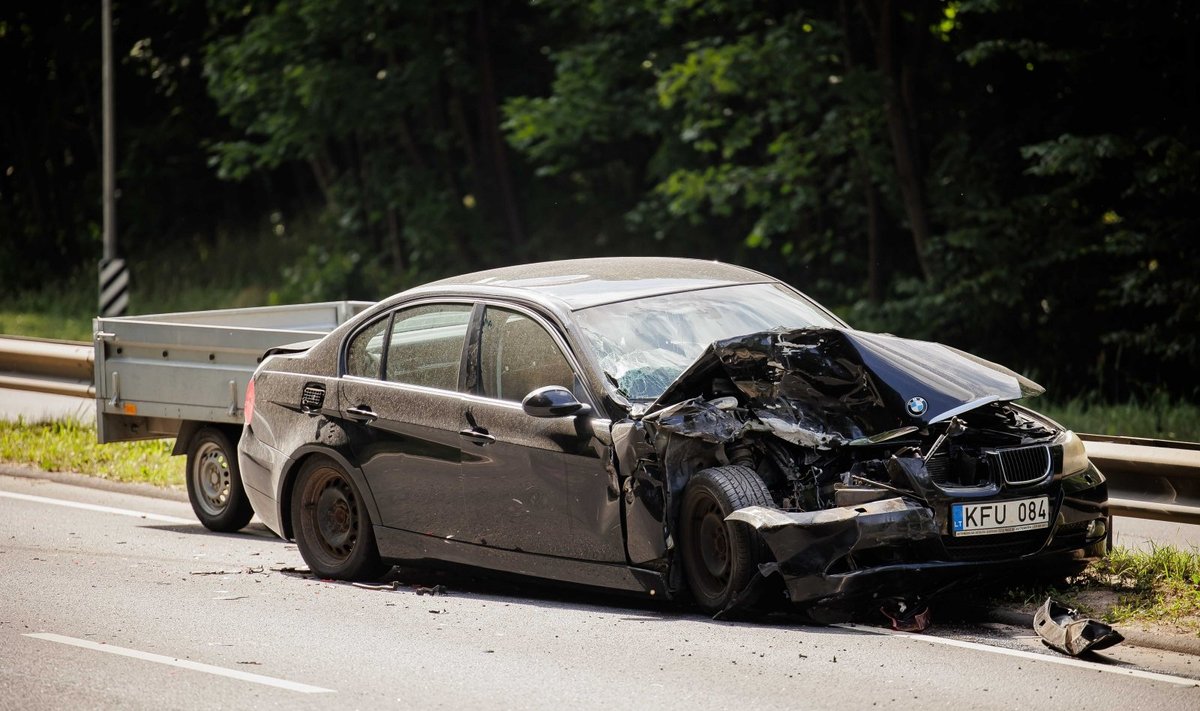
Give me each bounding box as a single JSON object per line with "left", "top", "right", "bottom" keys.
{"left": 186, "top": 426, "right": 254, "bottom": 532}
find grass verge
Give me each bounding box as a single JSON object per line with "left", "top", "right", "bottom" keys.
{"left": 0, "top": 214, "right": 315, "bottom": 343}
{"left": 998, "top": 545, "right": 1200, "bottom": 636}
{"left": 1034, "top": 394, "right": 1200, "bottom": 443}
{"left": 0, "top": 418, "right": 183, "bottom": 488}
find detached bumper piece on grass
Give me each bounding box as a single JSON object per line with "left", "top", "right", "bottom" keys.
{"left": 1033, "top": 597, "right": 1124, "bottom": 656}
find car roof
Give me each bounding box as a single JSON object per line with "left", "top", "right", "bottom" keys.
{"left": 418, "top": 257, "right": 778, "bottom": 310}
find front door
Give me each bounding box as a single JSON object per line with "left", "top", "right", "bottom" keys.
{"left": 458, "top": 305, "right": 624, "bottom": 562}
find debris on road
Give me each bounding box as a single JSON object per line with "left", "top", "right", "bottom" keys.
{"left": 880, "top": 599, "right": 931, "bottom": 632}
{"left": 415, "top": 584, "right": 447, "bottom": 596}
{"left": 190, "top": 565, "right": 265, "bottom": 576}
{"left": 1033, "top": 597, "right": 1124, "bottom": 657}
{"left": 352, "top": 581, "right": 402, "bottom": 591}
{"left": 270, "top": 565, "right": 311, "bottom": 575}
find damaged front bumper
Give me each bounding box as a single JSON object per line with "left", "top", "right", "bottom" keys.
{"left": 727, "top": 483, "right": 1109, "bottom": 607}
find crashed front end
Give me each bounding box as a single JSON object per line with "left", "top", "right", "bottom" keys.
{"left": 637, "top": 327, "right": 1109, "bottom": 608}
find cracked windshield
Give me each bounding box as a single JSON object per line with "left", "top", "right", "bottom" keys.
{"left": 575, "top": 282, "right": 841, "bottom": 400}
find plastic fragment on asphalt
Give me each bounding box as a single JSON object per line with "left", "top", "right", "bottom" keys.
{"left": 1033, "top": 597, "right": 1124, "bottom": 657}
{"left": 191, "top": 565, "right": 265, "bottom": 575}
{"left": 351, "top": 581, "right": 402, "bottom": 591}
{"left": 881, "top": 599, "right": 931, "bottom": 632}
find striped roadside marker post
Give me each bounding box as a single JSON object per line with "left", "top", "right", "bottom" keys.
{"left": 99, "top": 258, "right": 129, "bottom": 317}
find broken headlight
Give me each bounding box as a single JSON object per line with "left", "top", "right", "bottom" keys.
{"left": 1060, "top": 430, "right": 1089, "bottom": 475}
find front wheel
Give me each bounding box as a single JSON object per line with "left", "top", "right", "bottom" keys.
{"left": 186, "top": 426, "right": 254, "bottom": 532}
{"left": 291, "top": 456, "right": 387, "bottom": 580}
{"left": 679, "top": 465, "right": 775, "bottom": 613}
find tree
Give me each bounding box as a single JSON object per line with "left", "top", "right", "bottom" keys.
{"left": 205, "top": 0, "right": 545, "bottom": 295}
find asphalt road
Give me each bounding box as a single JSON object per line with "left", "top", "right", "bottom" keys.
{"left": 1, "top": 473, "right": 1197, "bottom": 710}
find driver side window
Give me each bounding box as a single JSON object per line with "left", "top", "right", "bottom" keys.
{"left": 478, "top": 307, "right": 575, "bottom": 402}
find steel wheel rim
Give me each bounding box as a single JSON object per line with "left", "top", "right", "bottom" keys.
{"left": 306, "top": 469, "right": 359, "bottom": 563}
{"left": 688, "top": 494, "right": 732, "bottom": 598}
{"left": 192, "top": 441, "right": 231, "bottom": 517}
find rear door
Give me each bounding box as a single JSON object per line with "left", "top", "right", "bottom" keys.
{"left": 339, "top": 302, "right": 473, "bottom": 538}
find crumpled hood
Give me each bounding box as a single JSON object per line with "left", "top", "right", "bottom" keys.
{"left": 647, "top": 327, "right": 1043, "bottom": 445}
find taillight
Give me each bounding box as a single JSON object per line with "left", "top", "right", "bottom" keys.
{"left": 244, "top": 377, "right": 256, "bottom": 425}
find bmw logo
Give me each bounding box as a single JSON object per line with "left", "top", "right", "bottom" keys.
{"left": 906, "top": 396, "right": 928, "bottom": 417}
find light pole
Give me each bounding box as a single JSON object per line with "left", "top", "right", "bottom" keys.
{"left": 99, "top": 0, "right": 128, "bottom": 317}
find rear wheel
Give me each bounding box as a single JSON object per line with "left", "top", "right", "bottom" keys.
{"left": 186, "top": 426, "right": 254, "bottom": 532}
{"left": 679, "top": 465, "right": 775, "bottom": 613}
{"left": 291, "top": 456, "right": 386, "bottom": 580}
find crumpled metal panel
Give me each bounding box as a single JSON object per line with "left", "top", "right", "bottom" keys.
{"left": 648, "top": 327, "right": 1044, "bottom": 447}
{"left": 644, "top": 396, "right": 743, "bottom": 444}
{"left": 727, "top": 498, "right": 940, "bottom": 578}
{"left": 1033, "top": 598, "right": 1124, "bottom": 656}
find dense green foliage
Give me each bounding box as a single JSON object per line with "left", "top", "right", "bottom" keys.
{"left": 2, "top": 0, "right": 1197, "bottom": 401}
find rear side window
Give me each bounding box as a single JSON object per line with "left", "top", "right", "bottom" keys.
{"left": 384, "top": 304, "right": 473, "bottom": 390}
{"left": 345, "top": 316, "right": 389, "bottom": 378}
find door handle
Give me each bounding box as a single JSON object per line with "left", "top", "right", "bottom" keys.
{"left": 346, "top": 405, "right": 378, "bottom": 422}
{"left": 458, "top": 427, "right": 496, "bottom": 446}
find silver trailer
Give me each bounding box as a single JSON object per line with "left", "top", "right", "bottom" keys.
{"left": 94, "top": 301, "right": 372, "bottom": 530}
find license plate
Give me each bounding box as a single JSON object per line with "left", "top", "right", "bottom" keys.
{"left": 951, "top": 496, "right": 1049, "bottom": 537}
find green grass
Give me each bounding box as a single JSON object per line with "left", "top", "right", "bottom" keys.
{"left": 1089, "top": 545, "right": 1200, "bottom": 627}
{"left": 996, "top": 545, "right": 1200, "bottom": 635}
{"left": 0, "top": 269, "right": 96, "bottom": 341}
{"left": 1029, "top": 394, "right": 1200, "bottom": 442}
{"left": 0, "top": 418, "right": 183, "bottom": 487}
{"left": 0, "top": 215, "right": 316, "bottom": 343}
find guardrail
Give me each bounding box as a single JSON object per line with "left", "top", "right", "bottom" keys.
{"left": 0, "top": 336, "right": 94, "bottom": 398}
{"left": 1079, "top": 434, "right": 1200, "bottom": 526}
{"left": 1, "top": 334, "right": 1198, "bottom": 524}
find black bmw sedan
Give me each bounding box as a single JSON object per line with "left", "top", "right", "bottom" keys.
{"left": 237, "top": 257, "right": 1109, "bottom": 613}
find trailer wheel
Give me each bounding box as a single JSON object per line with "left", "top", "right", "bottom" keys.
{"left": 679, "top": 465, "right": 775, "bottom": 614}
{"left": 186, "top": 426, "right": 254, "bottom": 532}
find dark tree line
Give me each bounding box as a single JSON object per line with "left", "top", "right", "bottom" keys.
{"left": 2, "top": 0, "right": 1197, "bottom": 400}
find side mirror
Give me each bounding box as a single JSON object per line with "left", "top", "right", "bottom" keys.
{"left": 522, "top": 385, "right": 592, "bottom": 418}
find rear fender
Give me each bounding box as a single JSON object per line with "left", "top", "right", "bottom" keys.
{"left": 277, "top": 444, "right": 382, "bottom": 540}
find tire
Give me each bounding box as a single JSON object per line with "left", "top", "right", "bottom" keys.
{"left": 679, "top": 465, "right": 775, "bottom": 613}
{"left": 186, "top": 426, "right": 254, "bottom": 532}
{"left": 291, "top": 456, "right": 386, "bottom": 580}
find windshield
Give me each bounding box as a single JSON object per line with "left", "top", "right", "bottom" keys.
{"left": 574, "top": 282, "right": 843, "bottom": 400}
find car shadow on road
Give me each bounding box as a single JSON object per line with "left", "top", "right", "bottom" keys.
{"left": 141, "top": 521, "right": 281, "bottom": 541}
{"left": 347, "top": 563, "right": 908, "bottom": 635}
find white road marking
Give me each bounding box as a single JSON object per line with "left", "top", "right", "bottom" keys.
{"left": 0, "top": 490, "right": 194, "bottom": 524}
{"left": 834, "top": 623, "right": 1199, "bottom": 688}
{"left": 24, "top": 633, "right": 334, "bottom": 694}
